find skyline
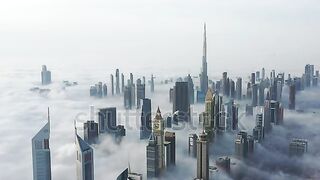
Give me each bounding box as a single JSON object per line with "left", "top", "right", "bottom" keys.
{"left": 1, "top": 1, "right": 320, "bottom": 179}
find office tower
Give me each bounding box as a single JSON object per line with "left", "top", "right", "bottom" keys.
{"left": 151, "top": 74, "right": 155, "bottom": 93}
{"left": 230, "top": 80, "right": 235, "bottom": 99}
{"left": 96, "top": 82, "right": 103, "bottom": 98}
{"left": 258, "top": 83, "right": 265, "bottom": 106}
{"left": 316, "top": 70, "right": 319, "bottom": 78}
{"left": 305, "top": 64, "right": 312, "bottom": 87}
{"left": 187, "top": 74, "right": 195, "bottom": 104}
{"left": 121, "top": 73, "right": 125, "bottom": 93}
{"left": 196, "top": 131, "right": 209, "bottom": 180}
{"left": 41, "top": 65, "right": 52, "bottom": 85}
{"left": 270, "top": 100, "right": 284, "bottom": 125}
{"left": 256, "top": 71, "right": 260, "bottom": 81}
{"left": 276, "top": 80, "right": 282, "bottom": 101}
{"left": 103, "top": 84, "right": 107, "bottom": 97}
{"left": 131, "top": 83, "right": 136, "bottom": 107}
{"left": 173, "top": 82, "right": 190, "bottom": 122}
{"left": 75, "top": 128, "right": 94, "bottom": 180}
{"left": 247, "top": 135, "right": 254, "bottom": 155}
{"left": 200, "top": 23, "right": 208, "bottom": 95}
{"left": 312, "top": 77, "right": 318, "bottom": 87}
{"left": 169, "top": 88, "right": 174, "bottom": 103}
{"left": 84, "top": 121, "right": 98, "bottom": 145}
{"left": 219, "top": 105, "right": 226, "bottom": 130}
{"left": 115, "top": 125, "right": 126, "bottom": 143}
{"left": 289, "top": 139, "right": 308, "bottom": 156}
{"left": 153, "top": 107, "right": 165, "bottom": 171}
{"left": 124, "top": 85, "right": 132, "bottom": 109}
{"left": 253, "top": 113, "right": 264, "bottom": 143}
{"left": 262, "top": 68, "right": 265, "bottom": 80}
{"left": 32, "top": 108, "right": 51, "bottom": 180}
{"left": 111, "top": 74, "right": 114, "bottom": 95}
{"left": 225, "top": 100, "right": 238, "bottom": 131}
{"left": 236, "top": 77, "right": 242, "bottom": 100}
{"left": 245, "top": 104, "right": 253, "bottom": 116}
{"left": 146, "top": 133, "right": 160, "bottom": 178}
{"left": 189, "top": 134, "right": 198, "bottom": 157}
{"left": 90, "top": 86, "right": 97, "bottom": 97}
{"left": 130, "top": 73, "right": 134, "bottom": 85}
{"left": 140, "top": 98, "right": 152, "bottom": 140}
{"left": 98, "top": 107, "right": 117, "bottom": 133}
{"left": 215, "top": 81, "right": 221, "bottom": 94}
{"left": 136, "top": 79, "right": 145, "bottom": 108}
{"left": 246, "top": 82, "right": 252, "bottom": 99}
{"left": 216, "top": 156, "right": 230, "bottom": 174}
{"left": 289, "top": 84, "right": 296, "bottom": 110}
{"left": 164, "top": 131, "right": 176, "bottom": 166}
{"left": 203, "top": 89, "right": 214, "bottom": 138}
{"left": 251, "top": 73, "right": 256, "bottom": 85}
{"left": 293, "top": 77, "right": 302, "bottom": 91}
{"left": 222, "top": 72, "right": 228, "bottom": 96}
{"left": 252, "top": 84, "right": 258, "bottom": 107}
{"left": 165, "top": 116, "right": 172, "bottom": 128}
{"left": 116, "top": 69, "right": 120, "bottom": 94}
{"left": 264, "top": 100, "right": 284, "bottom": 127}
{"left": 235, "top": 131, "right": 253, "bottom": 159}
{"left": 143, "top": 76, "right": 146, "bottom": 85}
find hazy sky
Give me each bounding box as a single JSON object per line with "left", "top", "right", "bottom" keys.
{"left": 1, "top": 0, "right": 320, "bottom": 76}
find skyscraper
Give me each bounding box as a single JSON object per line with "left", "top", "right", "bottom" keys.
{"left": 98, "top": 107, "right": 117, "bottom": 134}
{"left": 196, "top": 131, "right": 209, "bottom": 180}
{"left": 252, "top": 84, "right": 258, "bottom": 107}
{"left": 136, "top": 79, "right": 145, "bottom": 109}
{"left": 140, "top": 98, "right": 152, "bottom": 140}
{"left": 188, "top": 134, "right": 198, "bottom": 158}
{"left": 225, "top": 99, "right": 238, "bottom": 131}
{"left": 75, "top": 127, "right": 94, "bottom": 180}
{"left": 41, "top": 65, "right": 52, "bottom": 85}
{"left": 173, "top": 82, "right": 190, "bottom": 122}
{"left": 111, "top": 74, "right": 114, "bottom": 96}
{"left": 289, "top": 84, "right": 296, "bottom": 110}
{"left": 199, "top": 23, "right": 208, "bottom": 96}
{"left": 253, "top": 113, "right": 264, "bottom": 143}
{"left": 235, "top": 131, "right": 249, "bottom": 159}
{"left": 151, "top": 74, "right": 155, "bottom": 93}
{"left": 258, "top": 83, "right": 265, "bottom": 106}
{"left": 84, "top": 121, "right": 98, "bottom": 145}
{"left": 289, "top": 139, "right": 308, "bottom": 156}
{"left": 32, "top": 108, "right": 52, "bottom": 180}
{"left": 186, "top": 74, "right": 195, "bottom": 104}
{"left": 153, "top": 107, "right": 165, "bottom": 171}
{"left": 124, "top": 85, "right": 132, "bottom": 109}
{"left": 146, "top": 133, "right": 160, "bottom": 178}
{"left": 164, "top": 131, "right": 176, "bottom": 166}
{"left": 116, "top": 69, "right": 120, "bottom": 94}
{"left": 236, "top": 77, "right": 242, "bottom": 100}
{"left": 121, "top": 73, "right": 125, "bottom": 93}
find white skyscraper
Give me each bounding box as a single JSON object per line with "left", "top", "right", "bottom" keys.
{"left": 75, "top": 123, "right": 94, "bottom": 180}
{"left": 32, "top": 108, "right": 52, "bottom": 180}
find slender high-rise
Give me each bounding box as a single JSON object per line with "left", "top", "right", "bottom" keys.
{"left": 75, "top": 125, "right": 94, "bottom": 180}
{"left": 140, "top": 98, "right": 152, "bottom": 139}
{"left": 153, "top": 107, "right": 165, "bottom": 171}
{"left": 289, "top": 84, "right": 296, "bottom": 110}
{"left": 196, "top": 131, "right": 209, "bottom": 180}
{"left": 116, "top": 69, "right": 120, "bottom": 94}
{"left": 200, "top": 23, "right": 208, "bottom": 95}
{"left": 41, "top": 65, "right": 52, "bottom": 85}
{"left": 32, "top": 108, "right": 52, "bottom": 180}
{"left": 111, "top": 74, "right": 114, "bottom": 95}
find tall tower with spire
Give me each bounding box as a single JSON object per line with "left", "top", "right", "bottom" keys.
{"left": 153, "top": 107, "right": 165, "bottom": 171}
{"left": 32, "top": 108, "right": 52, "bottom": 180}
{"left": 200, "top": 23, "right": 208, "bottom": 95}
